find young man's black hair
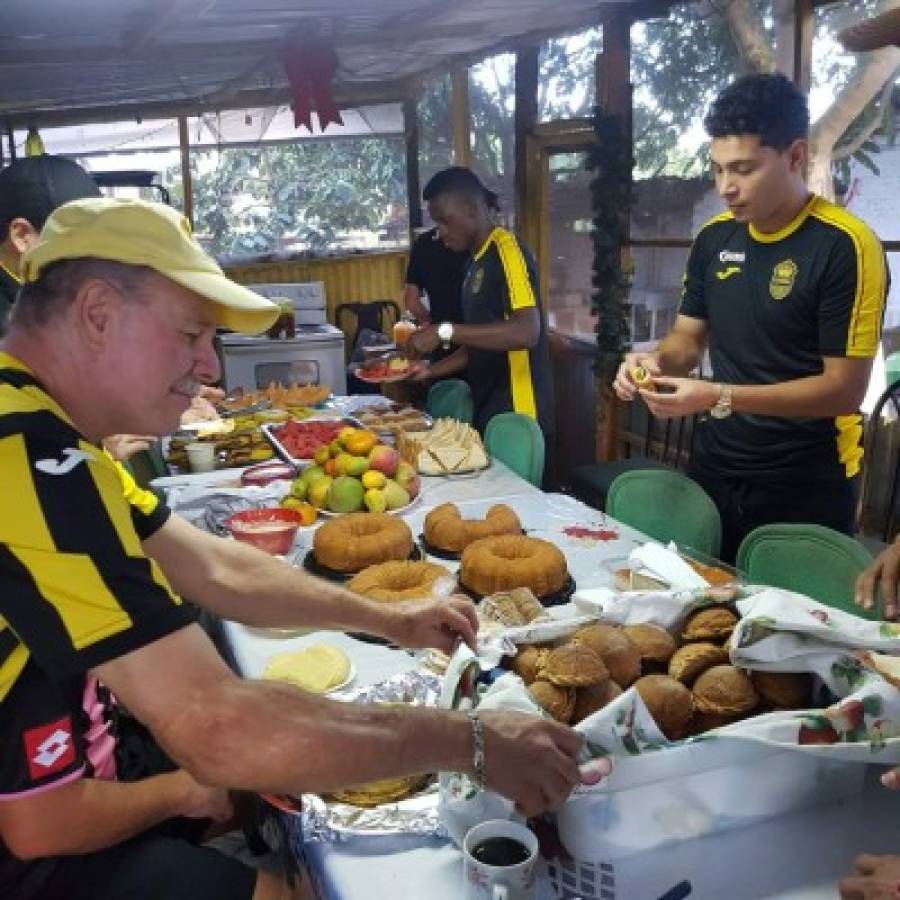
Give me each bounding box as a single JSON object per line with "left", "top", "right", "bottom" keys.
{"left": 703, "top": 72, "right": 810, "bottom": 150}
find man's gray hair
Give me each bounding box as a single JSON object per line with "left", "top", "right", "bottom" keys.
{"left": 11, "top": 258, "right": 153, "bottom": 330}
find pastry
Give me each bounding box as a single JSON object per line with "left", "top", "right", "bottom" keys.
{"left": 752, "top": 671, "right": 812, "bottom": 709}
{"left": 693, "top": 665, "right": 759, "bottom": 716}
{"left": 623, "top": 623, "right": 678, "bottom": 666}
{"left": 573, "top": 680, "right": 623, "bottom": 724}
{"left": 682, "top": 606, "right": 739, "bottom": 642}
{"left": 460, "top": 534, "right": 568, "bottom": 599}
{"left": 574, "top": 624, "right": 642, "bottom": 687}
{"left": 511, "top": 645, "right": 548, "bottom": 685}
{"left": 313, "top": 512, "right": 413, "bottom": 573}
{"left": 423, "top": 502, "right": 522, "bottom": 553}
{"left": 529, "top": 680, "right": 576, "bottom": 722}
{"left": 539, "top": 643, "right": 608, "bottom": 688}
{"left": 480, "top": 588, "right": 546, "bottom": 627}
{"left": 348, "top": 560, "right": 453, "bottom": 603}
{"left": 634, "top": 674, "right": 695, "bottom": 740}
{"left": 668, "top": 642, "right": 729, "bottom": 686}
{"left": 327, "top": 773, "right": 431, "bottom": 808}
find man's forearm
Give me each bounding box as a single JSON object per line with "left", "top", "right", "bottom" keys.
{"left": 158, "top": 675, "right": 473, "bottom": 796}
{"left": 8, "top": 772, "right": 196, "bottom": 858}
{"left": 426, "top": 346, "right": 468, "bottom": 378}
{"left": 451, "top": 311, "right": 538, "bottom": 352}
{"left": 656, "top": 330, "right": 705, "bottom": 375}
{"left": 730, "top": 372, "right": 866, "bottom": 417}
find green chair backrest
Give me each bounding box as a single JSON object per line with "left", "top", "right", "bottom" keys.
{"left": 426, "top": 378, "right": 474, "bottom": 424}
{"left": 606, "top": 469, "right": 722, "bottom": 557}
{"left": 736, "top": 523, "right": 875, "bottom": 616}
{"left": 123, "top": 441, "right": 169, "bottom": 495}
{"left": 483, "top": 412, "right": 545, "bottom": 487}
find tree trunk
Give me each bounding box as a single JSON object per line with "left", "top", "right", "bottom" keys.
{"left": 722, "top": 0, "right": 775, "bottom": 73}
{"left": 808, "top": 47, "right": 900, "bottom": 200}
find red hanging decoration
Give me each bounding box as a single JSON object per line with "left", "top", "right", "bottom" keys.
{"left": 284, "top": 39, "right": 344, "bottom": 133}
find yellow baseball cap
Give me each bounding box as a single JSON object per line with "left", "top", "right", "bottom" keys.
{"left": 21, "top": 197, "right": 280, "bottom": 335}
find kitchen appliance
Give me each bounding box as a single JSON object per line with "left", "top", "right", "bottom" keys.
{"left": 220, "top": 282, "right": 347, "bottom": 395}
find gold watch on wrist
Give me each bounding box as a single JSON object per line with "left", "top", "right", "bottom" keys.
{"left": 709, "top": 384, "right": 733, "bottom": 419}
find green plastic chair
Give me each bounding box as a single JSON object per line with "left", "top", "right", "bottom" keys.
{"left": 606, "top": 469, "right": 722, "bottom": 557}
{"left": 123, "top": 441, "right": 169, "bottom": 497}
{"left": 426, "top": 378, "right": 474, "bottom": 424}
{"left": 736, "top": 523, "right": 875, "bottom": 617}
{"left": 484, "top": 412, "right": 545, "bottom": 488}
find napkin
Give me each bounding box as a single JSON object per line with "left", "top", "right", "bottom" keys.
{"left": 628, "top": 542, "right": 709, "bottom": 590}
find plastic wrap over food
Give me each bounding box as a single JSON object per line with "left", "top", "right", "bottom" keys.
{"left": 292, "top": 670, "right": 447, "bottom": 841}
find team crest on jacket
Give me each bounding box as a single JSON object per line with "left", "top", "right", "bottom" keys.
{"left": 470, "top": 267, "right": 484, "bottom": 293}
{"left": 769, "top": 259, "right": 798, "bottom": 300}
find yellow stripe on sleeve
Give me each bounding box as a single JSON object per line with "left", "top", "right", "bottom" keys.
{"left": 494, "top": 229, "right": 537, "bottom": 311}
{"left": 811, "top": 201, "right": 887, "bottom": 358}
{"left": 508, "top": 350, "right": 537, "bottom": 420}
{"left": 0, "top": 434, "right": 56, "bottom": 550}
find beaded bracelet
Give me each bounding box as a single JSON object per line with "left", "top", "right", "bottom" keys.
{"left": 467, "top": 709, "right": 486, "bottom": 789}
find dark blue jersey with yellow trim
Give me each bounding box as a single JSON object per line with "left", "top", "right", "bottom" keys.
{"left": 461, "top": 227, "right": 555, "bottom": 435}
{"left": 680, "top": 196, "right": 887, "bottom": 482}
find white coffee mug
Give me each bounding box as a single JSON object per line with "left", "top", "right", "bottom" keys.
{"left": 463, "top": 819, "right": 538, "bottom": 900}
{"left": 186, "top": 441, "right": 216, "bottom": 473}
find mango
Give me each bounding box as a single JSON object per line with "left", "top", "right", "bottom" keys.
{"left": 308, "top": 476, "right": 333, "bottom": 509}
{"left": 344, "top": 429, "right": 378, "bottom": 457}
{"left": 364, "top": 488, "right": 387, "bottom": 513}
{"left": 368, "top": 444, "right": 399, "bottom": 478}
{"left": 327, "top": 476, "right": 365, "bottom": 513}
{"left": 361, "top": 469, "right": 386, "bottom": 490}
{"left": 383, "top": 479, "right": 410, "bottom": 511}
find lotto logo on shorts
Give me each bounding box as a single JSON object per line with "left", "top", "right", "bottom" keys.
{"left": 24, "top": 717, "right": 76, "bottom": 780}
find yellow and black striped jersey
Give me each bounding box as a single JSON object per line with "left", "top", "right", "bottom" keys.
{"left": 0, "top": 351, "right": 191, "bottom": 800}
{"left": 680, "top": 195, "right": 888, "bottom": 481}
{"left": 461, "top": 227, "right": 554, "bottom": 435}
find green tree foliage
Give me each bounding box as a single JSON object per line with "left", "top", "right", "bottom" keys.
{"left": 171, "top": 137, "right": 406, "bottom": 257}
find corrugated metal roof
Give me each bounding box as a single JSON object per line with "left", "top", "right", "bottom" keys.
{"left": 0, "top": 0, "right": 645, "bottom": 127}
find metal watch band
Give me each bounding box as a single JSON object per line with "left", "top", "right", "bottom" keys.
{"left": 467, "top": 709, "right": 486, "bottom": 789}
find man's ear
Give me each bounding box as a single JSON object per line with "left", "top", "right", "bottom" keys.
{"left": 74, "top": 278, "right": 119, "bottom": 350}
{"left": 6, "top": 218, "right": 40, "bottom": 258}
{"left": 787, "top": 138, "right": 808, "bottom": 174}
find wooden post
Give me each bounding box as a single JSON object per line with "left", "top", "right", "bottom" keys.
{"left": 595, "top": 8, "right": 633, "bottom": 464}
{"left": 450, "top": 67, "right": 472, "bottom": 168}
{"left": 792, "top": 0, "right": 814, "bottom": 95}
{"left": 178, "top": 115, "right": 194, "bottom": 225}
{"left": 403, "top": 97, "right": 422, "bottom": 235}
{"left": 514, "top": 47, "right": 539, "bottom": 234}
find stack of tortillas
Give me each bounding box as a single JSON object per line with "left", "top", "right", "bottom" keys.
{"left": 262, "top": 644, "right": 351, "bottom": 693}
{"left": 397, "top": 418, "right": 488, "bottom": 475}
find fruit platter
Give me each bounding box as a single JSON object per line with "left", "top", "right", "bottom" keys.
{"left": 351, "top": 355, "right": 426, "bottom": 384}
{"left": 277, "top": 425, "right": 422, "bottom": 520}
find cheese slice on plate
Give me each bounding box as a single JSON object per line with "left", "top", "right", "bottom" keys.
{"left": 262, "top": 644, "right": 351, "bottom": 693}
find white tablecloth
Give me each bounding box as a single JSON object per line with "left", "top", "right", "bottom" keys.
{"left": 193, "top": 464, "right": 900, "bottom": 900}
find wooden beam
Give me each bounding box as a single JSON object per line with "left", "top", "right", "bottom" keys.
{"left": 178, "top": 116, "right": 194, "bottom": 226}
{"left": 595, "top": 6, "right": 634, "bottom": 465}
{"left": 514, "top": 47, "right": 539, "bottom": 234}
{"left": 403, "top": 97, "right": 422, "bottom": 234}
{"left": 793, "top": 0, "right": 815, "bottom": 95}
{"left": 450, "top": 67, "right": 471, "bottom": 168}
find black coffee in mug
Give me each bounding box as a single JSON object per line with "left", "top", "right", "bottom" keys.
{"left": 470, "top": 836, "right": 530, "bottom": 867}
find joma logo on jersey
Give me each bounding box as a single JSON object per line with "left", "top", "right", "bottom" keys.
{"left": 34, "top": 447, "right": 93, "bottom": 475}
{"left": 770, "top": 259, "right": 799, "bottom": 300}
{"left": 719, "top": 250, "right": 745, "bottom": 263}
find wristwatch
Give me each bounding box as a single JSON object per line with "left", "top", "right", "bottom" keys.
{"left": 437, "top": 322, "right": 455, "bottom": 348}
{"left": 709, "top": 384, "right": 733, "bottom": 419}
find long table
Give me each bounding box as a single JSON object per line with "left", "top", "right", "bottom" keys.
{"left": 164, "top": 461, "right": 900, "bottom": 900}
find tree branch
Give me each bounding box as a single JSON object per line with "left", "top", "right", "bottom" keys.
{"left": 719, "top": 0, "right": 775, "bottom": 74}
{"left": 831, "top": 79, "right": 896, "bottom": 163}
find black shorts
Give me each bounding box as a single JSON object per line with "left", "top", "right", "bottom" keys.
{"left": 31, "top": 825, "right": 259, "bottom": 900}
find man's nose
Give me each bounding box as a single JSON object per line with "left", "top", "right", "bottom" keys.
{"left": 195, "top": 334, "right": 222, "bottom": 385}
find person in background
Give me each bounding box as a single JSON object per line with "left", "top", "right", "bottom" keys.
{"left": 0, "top": 154, "right": 101, "bottom": 324}
{"left": 403, "top": 225, "right": 470, "bottom": 328}
{"left": 613, "top": 73, "right": 888, "bottom": 563}
{"left": 0, "top": 197, "right": 592, "bottom": 900}
{"left": 407, "top": 167, "right": 555, "bottom": 443}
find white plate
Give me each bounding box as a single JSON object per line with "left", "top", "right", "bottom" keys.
{"left": 316, "top": 491, "right": 422, "bottom": 517}
{"left": 150, "top": 466, "right": 248, "bottom": 490}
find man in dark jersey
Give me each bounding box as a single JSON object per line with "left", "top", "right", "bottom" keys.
{"left": 0, "top": 155, "right": 101, "bottom": 324}
{"left": 408, "top": 167, "right": 555, "bottom": 441}
{"left": 403, "top": 226, "right": 469, "bottom": 327}
{"left": 613, "top": 74, "right": 887, "bottom": 562}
